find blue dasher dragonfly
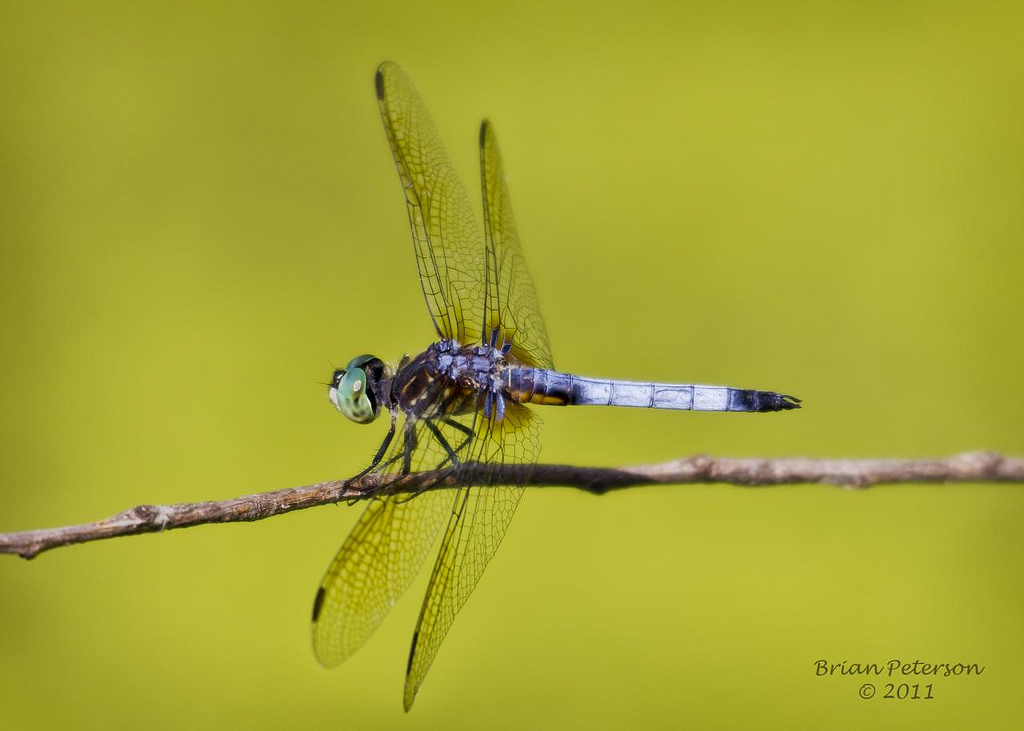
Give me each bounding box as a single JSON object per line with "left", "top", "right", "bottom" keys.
{"left": 312, "top": 61, "right": 800, "bottom": 710}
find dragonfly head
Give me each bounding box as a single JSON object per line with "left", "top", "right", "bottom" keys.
{"left": 328, "top": 355, "right": 388, "bottom": 424}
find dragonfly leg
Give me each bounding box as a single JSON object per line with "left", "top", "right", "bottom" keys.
{"left": 343, "top": 413, "right": 398, "bottom": 505}
{"left": 389, "top": 421, "right": 422, "bottom": 505}
{"left": 392, "top": 422, "right": 433, "bottom": 504}
{"left": 353, "top": 410, "right": 398, "bottom": 479}
{"left": 395, "top": 417, "right": 470, "bottom": 502}
{"left": 424, "top": 419, "right": 463, "bottom": 469}
{"left": 400, "top": 420, "right": 418, "bottom": 476}
{"left": 442, "top": 417, "right": 474, "bottom": 457}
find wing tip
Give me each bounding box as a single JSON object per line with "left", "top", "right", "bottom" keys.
{"left": 375, "top": 66, "right": 387, "bottom": 101}
{"left": 402, "top": 630, "right": 421, "bottom": 711}
{"left": 311, "top": 585, "right": 327, "bottom": 621}
{"left": 479, "top": 119, "right": 491, "bottom": 148}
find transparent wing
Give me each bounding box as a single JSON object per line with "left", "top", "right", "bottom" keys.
{"left": 311, "top": 412, "right": 476, "bottom": 668}
{"left": 403, "top": 399, "right": 541, "bottom": 710}
{"left": 321, "top": 64, "right": 550, "bottom": 708}
{"left": 480, "top": 120, "right": 554, "bottom": 369}
{"left": 376, "top": 61, "right": 485, "bottom": 346}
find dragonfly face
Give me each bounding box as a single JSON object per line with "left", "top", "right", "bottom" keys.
{"left": 327, "top": 354, "right": 387, "bottom": 424}
{"left": 313, "top": 61, "right": 799, "bottom": 712}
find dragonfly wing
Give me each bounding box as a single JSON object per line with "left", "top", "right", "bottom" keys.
{"left": 403, "top": 399, "right": 541, "bottom": 710}
{"left": 311, "top": 413, "right": 476, "bottom": 667}
{"left": 311, "top": 488, "right": 451, "bottom": 667}
{"left": 480, "top": 120, "right": 554, "bottom": 369}
{"left": 376, "top": 61, "right": 485, "bottom": 346}
{"left": 349, "top": 65, "right": 550, "bottom": 709}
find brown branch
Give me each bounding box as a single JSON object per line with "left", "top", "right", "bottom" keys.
{"left": 1, "top": 451, "right": 1021, "bottom": 560}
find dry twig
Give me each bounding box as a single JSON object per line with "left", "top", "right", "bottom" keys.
{"left": 1, "top": 451, "right": 1020, "bottom": 560}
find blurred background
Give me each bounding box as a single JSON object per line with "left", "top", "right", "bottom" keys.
{"left": 1, "top": 1, "right": 1022, "bottom": 729}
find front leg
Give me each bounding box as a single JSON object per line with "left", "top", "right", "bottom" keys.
{"left": 353, "top": 409, "right": 398, "bottom": 480}
{"left": 373, "top": 417, "right": 419, "bottom": 476}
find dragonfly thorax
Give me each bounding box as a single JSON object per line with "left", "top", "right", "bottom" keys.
{"left": 391, "top": 339, "right": 510, "bottom": 420}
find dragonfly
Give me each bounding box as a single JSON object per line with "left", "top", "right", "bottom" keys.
{"left": 312, "top": 61, "right": 800, "bottom": 711}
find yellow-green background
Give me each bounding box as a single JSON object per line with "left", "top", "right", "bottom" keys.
{"left": 2, "top": 1, "right": 1022, "bottom": 729}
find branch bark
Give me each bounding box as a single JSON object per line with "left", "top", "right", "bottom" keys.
{"left": 1, "top": 451, "right": 1020, "bottom": 560}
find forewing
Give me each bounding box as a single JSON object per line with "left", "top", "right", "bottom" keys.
{"left": 480, "top": 120, "right": 554, "bottom": 368}
{"left": 311, "top": 412, "right": 475, "bottom": 668}
{"left": 376, "top": 61, "right": 485, "bottom": 345}
{"left": 403, "top": 399, "right": 541, "bottom": 710}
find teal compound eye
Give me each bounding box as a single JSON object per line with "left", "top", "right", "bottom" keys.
{"left": 336, "top": 367, "right": 378, "bottom": 423}
{"left": 327, "top": 355, "right": 382, "bottom": 424}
